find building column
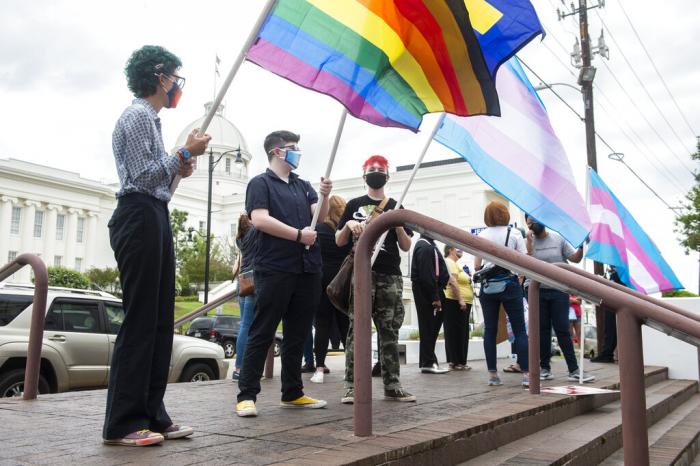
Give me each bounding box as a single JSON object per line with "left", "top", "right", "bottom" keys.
{"left": 0, "top": 196, "right": 18, "bottom": 266}
{"left": 65, "top": 208, "right": 81, "bottom": 270}
{"left": 19, "top": 200, "right": 40, "bottom": 282}
{"left": 85, "top": 211, "right": 99, "bottom": 270}
{"left": 44, "top": 204, "right": 63, "bottom": 268}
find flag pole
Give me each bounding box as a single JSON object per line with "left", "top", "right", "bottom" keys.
{"left": 580, "top": 166, "right": 592, "bottom": 384}
{"left": 170, "top": 0, "right": 277, "bottom": 195}
{"left": 370, "top": 113, "right": 446, "bottom": 265}
{"left": 306, "top": 108, "right": 348, "bottom": 249}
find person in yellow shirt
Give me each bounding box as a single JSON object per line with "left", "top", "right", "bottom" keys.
{"left": 443, "top": 246, "right": 474, "bottom": 371}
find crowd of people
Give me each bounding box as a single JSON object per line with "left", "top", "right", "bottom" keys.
{"left": 103, "top": 45, "right": 615, "bottom": 446}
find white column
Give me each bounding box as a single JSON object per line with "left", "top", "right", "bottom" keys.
{"left": 85, "top": 211, "right": 99, "bottom": 270}
{"left": 44, "top": 204, "right": 62, "bottom": 268}
{"left": 0, "top": 196, "right": 18, "bottom": 266}
{"left": 19, "top": 200, "right": 40, "bottom": 282}
{"left": 65, "top": 208, "right": 81, "bottom": 270}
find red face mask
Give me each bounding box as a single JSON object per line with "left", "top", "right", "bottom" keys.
{"left": 165, "top": 82, "right": 182, "bottom": 109}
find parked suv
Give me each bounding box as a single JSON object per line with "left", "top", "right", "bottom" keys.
{"left": 0, "top": 284, "right": 228, "bottom": 398}
{"left": 186, "top": 315, "right": 282, "bottom": 359}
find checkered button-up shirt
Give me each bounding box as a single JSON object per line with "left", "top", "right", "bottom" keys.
{"left": 112, "top": 98, "right": 181, "bottom": 202}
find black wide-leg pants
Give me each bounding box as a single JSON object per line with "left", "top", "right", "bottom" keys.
{"left": 103, "top": 193, "right": 174, "bottom": 439}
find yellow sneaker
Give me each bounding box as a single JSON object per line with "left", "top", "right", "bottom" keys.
{"left": 280, "top": 395, "right": 327, "bottom": 409}
{"left": 236, "top": 400, "right": 257, "bottom": 417}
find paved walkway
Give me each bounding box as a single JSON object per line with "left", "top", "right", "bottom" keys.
{"left": 0, "top": 357, "right": 624, "bottom": 465}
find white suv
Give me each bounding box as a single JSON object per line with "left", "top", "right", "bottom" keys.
{"left": 0, "top": 284, "right": 228, "bottom": 397}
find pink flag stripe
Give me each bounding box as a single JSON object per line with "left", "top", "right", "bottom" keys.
{"left": 590, "top": 186, "right": 673, "bottom": 290}
{"left": 589, "top": 223, "right": 666, "bottom": 293}
{"left": 452, "top": 116, "right": 589, "bottom": 226}
{"left": 247, "top": 39, "right": 398, "bottom": 129}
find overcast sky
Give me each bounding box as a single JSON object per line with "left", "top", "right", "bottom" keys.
{"left": 1, "top": 0, "right": 699, "bottom": 293}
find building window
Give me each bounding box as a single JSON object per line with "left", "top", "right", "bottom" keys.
{"left": 74, "top": 258, "right": 82, "bottom": 272}
{"left": 199, "top": 220, "right": 205, "bottom": 232}
{"left": 226, "top": 158, "right": 231, "bottom": 174}
{"left": 76, "top": 217, "right": 85, "bottom": 243}
{"left": 33, "top": 211, "right": 44, "bottom": 238}
{"left": 54, "top": 256, "right": 62, "bottom": 268}
{"left": 230, "top": 223, "right": 235, "bottom": 238}
{"left": 10, "top": 207, "right": 21, "bottom": 235}
{"left": 56, "top": 214, "right": 65, "bottom": 240}
{"left": 7, "top": 251, "right": 17, "bottom": 262}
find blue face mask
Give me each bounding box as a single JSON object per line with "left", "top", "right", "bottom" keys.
{"left": 283, "top": 149, "right": 301, "bottom": 169}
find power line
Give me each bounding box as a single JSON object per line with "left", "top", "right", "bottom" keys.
{"left": 595, "top": 9, "right": 696, "bottom": 168}
{"left": 519, "top": 58, "right": 681, "bottom": 213}
{"left": 598, "top": 57, "right": 695, "bottom": 178}
{"left": 616, "top": 0, "right": 697, "bottom": 138}
{"left": 537, "top": 18, "right": 690, "bottom": 195}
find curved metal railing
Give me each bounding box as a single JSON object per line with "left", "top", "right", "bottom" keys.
{"left": 353, "top": 210, "right": 700, "bottom": 466}
{"left": 0, "top": 254, "right": 48, "bottom": 400}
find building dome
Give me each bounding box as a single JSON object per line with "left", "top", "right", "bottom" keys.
{"left": 174, "top": 102, "right": 250, "bottom": 155}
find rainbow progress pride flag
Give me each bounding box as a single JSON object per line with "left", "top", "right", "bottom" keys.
{"left": 587, "top": 169, "right": 682, "bottom": 294}
{"left": 246, "top": 0, "right": 501, "bottom": 131}
{"left": 434, "top": 57, "right": 591, "bottom": 247}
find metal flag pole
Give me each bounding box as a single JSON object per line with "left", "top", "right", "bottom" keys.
{"left": 580, "top": 166, "right": 592, "bottom": 384}
{"left": 370, "top": 113, "right": 446, "bottom": 265}
{"left": 306, "top": 109, "right": 348, "bottom": 249}
{"left": 170, "top": 0, "right": 277, "bottom": 195}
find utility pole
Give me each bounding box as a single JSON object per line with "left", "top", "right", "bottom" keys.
{"left": 558, "top": 0, "right": 608, "bottom": 353}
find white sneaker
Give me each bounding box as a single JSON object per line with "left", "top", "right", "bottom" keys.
{"left": 310, "top": 370, "right": 324, "bottom": 383}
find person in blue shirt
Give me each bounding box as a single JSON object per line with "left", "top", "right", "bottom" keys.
{"left": 235, "top": 130, "right": 332, "bottom": 417}
{"left": 103, "top": 45, "right": 211, "bottom": 446}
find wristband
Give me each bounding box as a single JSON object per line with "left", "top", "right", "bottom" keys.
{"left": 296, "top": 229, "right": 302, "bottom": 243}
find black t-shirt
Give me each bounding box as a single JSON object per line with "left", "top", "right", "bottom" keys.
{"left": 318, "top": 222, "right": 351, "bottom": 276}
{"left": 337, "top": 195, "right": 412, "bottom": 276}
{"left": 245, "top": 169, "right": 321, "bottom": 274}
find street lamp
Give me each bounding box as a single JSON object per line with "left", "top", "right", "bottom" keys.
{"left": 200, "top": 146, "right": 243, "bottom": 304}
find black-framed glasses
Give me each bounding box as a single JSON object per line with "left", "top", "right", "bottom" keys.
{"left": 169, "top": 74, "right": 186, "bottom": 90}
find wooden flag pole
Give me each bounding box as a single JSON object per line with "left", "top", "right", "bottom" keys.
{"left": 306, "top": 108, "right": 348, "bottom": 249}
{"left": 370, "top": 113, "right": 446, "bottom": 265}
{"left": 170, "top": 0, "right": 277, "bottom": 195}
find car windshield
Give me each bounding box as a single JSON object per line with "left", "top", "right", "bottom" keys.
{"left": 189, "top": 318, "right": 214, "bottom": 330}
{"left": 216, "top": 317, "right": 237, "bottom": 328}
{"left": 0, "top": 294, "right": 33, "bottom": 326}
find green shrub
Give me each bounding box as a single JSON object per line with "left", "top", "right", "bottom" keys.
{"left": 470, "top": 327, "right": 484, "bottom": 338}
{"left": 175, "top": 295, "right": 201, "bottom": 302}
{"left": 662, "top": 289, "right": 698, "bottom": 298}
{"left": 46, "top": 267, "right": 90, "bottom": 289}
{"left": 408, "top": 329, "right": 420, "bottom": 340}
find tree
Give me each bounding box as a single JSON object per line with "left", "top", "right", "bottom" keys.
{"left": 86, "top": 267, "right": 120, "bottom": 295}
{"left": 675, "top": 138, "right": 700, "bottom": 254}
{"left": 170, "top": 208, "right": 191, "bottom": 271}
{"left": 47, "top": 267, "right": 90, "bottom": 289}
{"left": 179, "top": 235, "right": 233, "bottom": 288}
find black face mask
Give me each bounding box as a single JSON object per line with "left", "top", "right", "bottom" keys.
{"left": 530, "top": 222, "right": 545, "bottom": 235}
{"left": 365, "top": 172, "right": 388, "bottom": 189}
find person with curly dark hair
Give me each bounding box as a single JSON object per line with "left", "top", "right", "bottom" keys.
{"left": 102, "top": 45, "right": 211, "bottom": 446}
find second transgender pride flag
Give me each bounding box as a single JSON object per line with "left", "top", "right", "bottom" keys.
{"left": 434, "top": 57, "right": 591, "bottom": 246}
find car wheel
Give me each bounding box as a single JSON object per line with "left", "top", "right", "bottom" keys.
{"left": 273, "top": 339, "right": 281, "bottom": 357}
{"left": 0, "top": 369, "right": 50, "bottom": 398}
{"left": 179, "top": 363, "right": 216, "bottom": 383}
{"left": 222, "top": 340, "right": 236, "bottom": 359}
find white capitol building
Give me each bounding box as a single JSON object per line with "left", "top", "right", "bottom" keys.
{"left": 0, "top": 102, "right": 523, "bottom": 292}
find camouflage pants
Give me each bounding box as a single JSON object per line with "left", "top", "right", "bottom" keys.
{"left": 345, "top": 272, "right": 405, "bottom": 390}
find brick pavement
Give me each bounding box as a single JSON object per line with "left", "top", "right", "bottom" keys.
{"left": 0, "top": 359, "right": 629, "bottom": 465}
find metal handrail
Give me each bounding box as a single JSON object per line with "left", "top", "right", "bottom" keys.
{"left": 0, "top": 254, "right": 48, "bottom": 400}
{"left": 353, "top": 210, "right": 700, "bottom": 466}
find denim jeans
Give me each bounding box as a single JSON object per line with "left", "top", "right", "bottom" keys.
{"left": 539, "top": 288, "right": 578, "bottom": 372}
{"left": 479, "top": 279, "right": 528, "bottom": 372}
{"left": 235, "top": 293, "right": 256, "bottom": 370}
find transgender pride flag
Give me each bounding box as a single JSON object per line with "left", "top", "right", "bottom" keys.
{"left": 434, "top": 57, "right": 591, "bottom": 246}
{"left": 587, "top": 169, "right": 682, "bottom": 294}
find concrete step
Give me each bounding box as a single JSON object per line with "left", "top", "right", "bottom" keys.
{"left": 337, "top": 366, "right": 668, "bottom": 466}
{"left": 601, "top": 393, "right": 700, "bottom": 466}
{"left": 458, "top": 378, "right": 698, "bottom": 466}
